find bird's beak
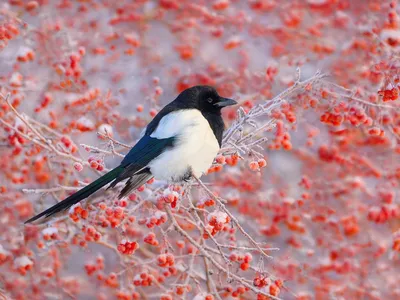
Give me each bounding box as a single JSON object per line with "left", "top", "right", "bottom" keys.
{"left": 215, "top": 97, "right": 237, "bottom": 108}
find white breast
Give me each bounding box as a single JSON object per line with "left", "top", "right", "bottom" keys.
{"left": 148, "top": 109, "right": 220, "bottom": 181}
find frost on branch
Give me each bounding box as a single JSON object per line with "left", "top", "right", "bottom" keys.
{"left": 1, "top": 1, "right": 400, "bottom": 300}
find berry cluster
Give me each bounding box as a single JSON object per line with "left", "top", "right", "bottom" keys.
{"left": 117, "top": 240, "right": 138, "bottom": 255}
{"left": 97, "top": 207, "right": 125, "bottom": 228}
{"left": 138, "top": 211, "right": 168, "bottom": 228}
{"left": 175, "top": 285, "right": 191, "bottom": 295}
{"left": 69, "top": 205, "right": 89, "bottom": 222}
{"left": 41, "top": 227, "right": 59, "bottom": 241}
{"left": 368, "top": 205, "right": 399, "bottom": 223}
{"left": 133, "top": 272, "right": 155, "bottom": 287}
{"left": 229, "top": 252, "right": 252, "bottom": 271}
{"left": 143, "top": 232, "right": 159, "bottom": 246}
{"left": 268, "top": 120, "right": 292, "bottom": 150}
{"left": 225, "top": 153, "right": 240, "bottom": 166}
{"left": 204, "top": 211, "right": 230, "bottom": 238}
{"left": 197, "top": 198, "right": 216, "bottom": 209}
{"left": 157, "top": 253, "right": 175, "bottom": 267}
{"left": 88, "top": 157, "right": 105, "bottom": 171}
{"left": 84, "top": 256, "right": 104, "bottom": 276}
{"left": 320, "top": 112, "right": 343, "bottom": 126}
{"left": 34, "top": 94, "right": 52, "bottom": 113}
{"left": 378, "top": 87, "right": 399, "bottom": 101}
{"left": 249, "top": 158, "right": 267, "bottom": 171}
{"left": 158, "top": 188, "right": 180, "bottom": 208}
{"left": 253, "top": 274, "right": 270, "bottom": 288}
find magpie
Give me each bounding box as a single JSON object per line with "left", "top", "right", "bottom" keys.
{"left": 25, "top": 85, "right": 237, "bottom": 223}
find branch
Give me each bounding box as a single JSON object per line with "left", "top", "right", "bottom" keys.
{"left": 193, "top": 175, "right": 273, "bottom": 260}
{"left": 165, "top": 206, "right": 281, "bottom": 300}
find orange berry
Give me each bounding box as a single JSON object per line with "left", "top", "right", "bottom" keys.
{"left": 249, "top": 161, "right": 259, "bottom": 171}
{"left": 26, "top": 1, "right": 39, "bottom": 11}
{"left": 258, "top": 159, "right": 267, "bottom": 168}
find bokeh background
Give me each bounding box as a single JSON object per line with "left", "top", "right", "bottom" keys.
{"left": 1, "top": 0, "right": 400, "bottom": 299}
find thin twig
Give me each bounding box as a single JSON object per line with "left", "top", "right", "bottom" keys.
{"left": 165, "top": 206, "right": 281, "bottom": 300}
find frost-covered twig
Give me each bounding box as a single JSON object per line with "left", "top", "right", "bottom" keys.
{"left": 165, "top": 205, "right": 281, "bottom": 300}
{"left": 193, "top": 175, "right": 273, "bottom": 260}
{"left": 0, "top": 92, "right": 88, "bottom": 166}
{"left": 222, "top": 71, "right": 328, "bottom": 155}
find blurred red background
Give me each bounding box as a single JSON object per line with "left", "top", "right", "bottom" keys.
{"left": 0, "top": 0, "right": 400, "bottom": 299}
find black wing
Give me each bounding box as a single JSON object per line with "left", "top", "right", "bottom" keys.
{"left": 108, "top": 135, "right": 176, "bottom": 194}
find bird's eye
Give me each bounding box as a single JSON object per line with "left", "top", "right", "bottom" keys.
{"left": 207, "top": 98, "right": 213, "bottom": 103}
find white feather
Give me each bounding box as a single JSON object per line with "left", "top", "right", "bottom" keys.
{"left": 148, "top": 109, "right": 219, "bottom": 181}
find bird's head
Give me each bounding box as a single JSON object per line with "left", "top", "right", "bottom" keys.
{"left": 175, "top": 85, "right": 237, "bottom": 113}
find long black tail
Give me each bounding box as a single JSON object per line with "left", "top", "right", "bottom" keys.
{"left": 24, "top": 166, "right": 124, "bottom": 224}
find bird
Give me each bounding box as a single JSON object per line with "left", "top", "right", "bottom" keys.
{"left": 25, "top": 85, "right": 237, "bottom": 224}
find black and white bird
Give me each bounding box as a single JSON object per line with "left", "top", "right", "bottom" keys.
{"left": 25, "top": 85, "right": 237, "bottom": 223}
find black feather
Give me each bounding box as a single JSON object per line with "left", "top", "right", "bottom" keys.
{"left": 24, "top": 166, "right": 124, "bottom": 223}
{"left": 201, "top": 111, "right": 225, "bottom": 147}
{"left": 118, "top": 170, "right": 153, "bottom": 199}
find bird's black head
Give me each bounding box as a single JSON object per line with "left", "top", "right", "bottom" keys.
{"left": 175, "top": 85, "right": 237, "bottom": 114}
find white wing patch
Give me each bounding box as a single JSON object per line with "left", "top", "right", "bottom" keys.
{"left": 148, "top": 109, "right": 219, "bottom": 181}
{"left": 150, "top": 110, "right": 200, "bottom": 139}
